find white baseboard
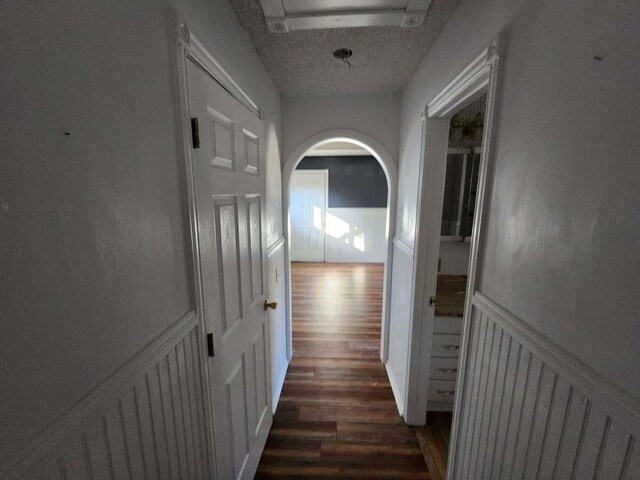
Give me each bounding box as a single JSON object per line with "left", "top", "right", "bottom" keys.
{"left": 385, "top": 361, "right": 405, "bottom": 417}
{"left": 271, "top": 359, "right": 290, "bottom": 413}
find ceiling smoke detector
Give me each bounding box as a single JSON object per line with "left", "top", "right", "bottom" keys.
{"left": 333, "top": 48, "right": 353, "bottom": 60}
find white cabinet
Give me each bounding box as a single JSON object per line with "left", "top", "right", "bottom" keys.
{"left": 429, "top": 357, "right": 459, "bottom": 381}
{"left": 431, "top": 334, "right": 462, "bottom": 357}
{"left": 427, "top": 316, "right": 463, "bottom": 411}
{"left": 428, "top": 380, "right": 458, "bottom": 403}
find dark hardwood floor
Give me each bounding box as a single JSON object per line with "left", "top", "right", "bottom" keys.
{"left": 415, "top": 413, "right": 452, "bottom": 480}
{"left": 256, "top": 263, "right": 430, "bottom": 479}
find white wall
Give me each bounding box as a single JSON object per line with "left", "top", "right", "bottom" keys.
{"left": 439, "top": 241, "right": 470, "bottom": 275}
{"left": 0, "top": 0, "right": 283, "bottom": 468}
{"left": 267, "top": 240, "right": 288, "bottom": 409}
{"left": 326, "top": 208, "right": 388, "bottom": 263}
{"left": 389, "top": 0, "right": 640, "bottom": 422}
{"left": 282, "top": 93, "right": 401, "bottom": 165}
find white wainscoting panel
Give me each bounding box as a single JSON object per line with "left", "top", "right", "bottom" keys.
{"left": 4, "top": 311, "right": 213, "bottom": 480}
{"left": 385, "top": 237, "right": 415, "bottom": 416}
{"left": 325, "top": 207, "right": 388, "bottom": 263}
{"left": 450, "top": 293, "right": 640, "bottom": 480}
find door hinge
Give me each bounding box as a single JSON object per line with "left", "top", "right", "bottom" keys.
{"left": 206, "top": 333, "right": 214, "bottom": 357}
{"left": 191, "top": 117, "right": 200, "bottom": 149}
{"left": 428, "top": 296, "right": 436, "bottom": 307}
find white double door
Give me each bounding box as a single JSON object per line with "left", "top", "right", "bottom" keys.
{"left": 187, "top": 58, "right": 272, "bottom": 479}
{"left": 290, "top": 169, "right": 328, "bottom": 262}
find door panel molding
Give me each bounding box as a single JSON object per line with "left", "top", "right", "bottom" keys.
{"left": 214, "top": 195, "right": 244, "bottom": 334}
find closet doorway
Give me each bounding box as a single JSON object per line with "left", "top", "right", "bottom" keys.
{"left": 290, "top": 169, "right": 328, "bottom": 262}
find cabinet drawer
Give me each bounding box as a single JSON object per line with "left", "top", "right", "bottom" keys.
{"left": 432, "top": 334, "right": 461, "bottom": 357}
{"left": 428, "top": 380, "right": 456, "bottom": 403}
{"left": 430, "top": 357, "right": 459, "bottom": 381}
{"left": 434, "top": 316, "right": 463, "bottom": 335}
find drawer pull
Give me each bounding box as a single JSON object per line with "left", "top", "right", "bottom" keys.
{"left": 443, "top": 344, "right": 460, "bottom": 351}
{"left": 437, "top": 390, "right": 456, "bottom": 397}
{"left": 438, "top": 368, "right": 458, "bottom": 374}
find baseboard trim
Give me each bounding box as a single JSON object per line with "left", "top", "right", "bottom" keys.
{"left": 271, "top": 359, "right": 290, "bottom": 413}
{"left": 385, "top": 361, "right": 405, "bottom": 417}
{"left": 2, "top": 310, "right": 199, "bottom": 478}
{"left": 473, "top": 292, "right": 640, "bottom": 433}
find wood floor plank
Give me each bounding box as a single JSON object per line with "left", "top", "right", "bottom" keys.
{"left": 268, "top": 421, "right": 337, "bottom": 440}
{"left": 320, "top": 441, "right": 427, "bottom": 468}
{"left": 337, "top": 422, "right": 421, "bottom": 444}
{"left": 256, "top": 263, "right": 430, "bottom": 479}
{"left": 300, "top": 405, "right": 403, "bottom": 424}
{"left": 414, "top": 413, "right": 452, "bottom": 480}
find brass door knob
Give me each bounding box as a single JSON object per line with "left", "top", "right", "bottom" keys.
{"left": 264, "top": 300, "right": 278, "bottom": 311}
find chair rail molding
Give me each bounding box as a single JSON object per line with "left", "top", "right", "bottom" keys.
{"left": 1, "top": 311, "right": 213, "bottom": 479}
{"left": 451, "top": 293, "right": 640, "bottom": 479}
{"left": 392, "top": 236, "right": 415, "bottom": 258}
{"left": 473, "top": 293, "right": 640, "bottom": 431}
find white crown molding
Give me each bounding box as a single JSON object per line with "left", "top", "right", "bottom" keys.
{"left": 176, "top": 22, "right": 261, "bottom": 118}
{"left": 427, "top": 39, "right": 499, "bottom": 119}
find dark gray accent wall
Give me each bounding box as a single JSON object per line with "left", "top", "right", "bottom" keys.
{"left": 296, "top": 156, "right": 388, "bottom": 208}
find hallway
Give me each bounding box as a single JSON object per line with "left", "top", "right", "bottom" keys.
{"left": 256, "top": 263, "right": 429, "bottom": 479}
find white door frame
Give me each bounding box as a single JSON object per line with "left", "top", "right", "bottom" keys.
{"left": 402, "top": 37, "right": 502, "bottom": 443}
{"left": 282, "top": 130, "right": 398, "bottom": 363}
{"left": 173, "top": 20, "right": 267, "bottom": 478}
{"left": 289, "top": 169, "right": 329, "bottom": 262}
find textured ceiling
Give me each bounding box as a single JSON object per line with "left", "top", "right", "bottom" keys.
{"left": 229, "top": 0, "right": 461, "bottom": 96}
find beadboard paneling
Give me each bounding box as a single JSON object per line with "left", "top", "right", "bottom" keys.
{"left": 451, "top": 294, "right": 640, "bottom": 480}
{"left": 385, "top": 237, "right": 415, "bottom": 415}
{"left": 5, "top": 311, "right": 212, "bottom": 480}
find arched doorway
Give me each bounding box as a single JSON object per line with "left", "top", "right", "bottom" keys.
{"left": 282, "top": 129, "right": 398, "bottom": 364}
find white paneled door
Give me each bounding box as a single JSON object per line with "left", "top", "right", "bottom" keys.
{"left": 187, "top": 58, "right": 272, "bottom": 479}
{"left": 290, "top": 170, "right": 328, "bottom": 262}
